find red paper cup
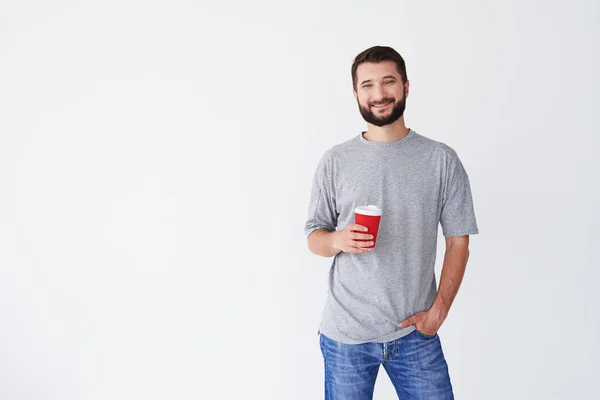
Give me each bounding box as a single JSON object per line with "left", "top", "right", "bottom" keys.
{"left": 354, "top": 205, "right": 383, "bottom": 248}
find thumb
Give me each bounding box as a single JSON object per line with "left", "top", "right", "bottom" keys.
{"left": 398, "top": 315, "right": 416, "bottom": 328}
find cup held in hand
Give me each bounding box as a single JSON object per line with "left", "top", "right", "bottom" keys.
{"left": 354, "top": 205, "right": 382, "bottom": 248}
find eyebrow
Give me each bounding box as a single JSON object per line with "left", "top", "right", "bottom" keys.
{"left": 360, "top": 75, "right": 398, "bottom": 86}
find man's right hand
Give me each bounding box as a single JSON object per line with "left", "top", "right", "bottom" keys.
{"left": 332, "top": 224, "right": 374, "bottom": 254}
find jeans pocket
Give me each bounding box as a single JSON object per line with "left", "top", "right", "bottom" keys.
{"left": 414, "top": 328, "right": 436, "bottom": 339}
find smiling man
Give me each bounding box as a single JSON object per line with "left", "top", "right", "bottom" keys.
{"left": 304, "top": 45, "right": 479, "bottom": 400}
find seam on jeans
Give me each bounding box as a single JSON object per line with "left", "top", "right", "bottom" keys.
{"left": 383, "top": 342, "right": 388, "bottom": 362}
{"left": 323, "top": 358, "right": 328, "bottom": 400}
{"left": 384, "top": 362, "right": 407, "bottom": 400}
{"left": 393, "top": 339, "right": 399, "bottom": 360}
{"left": 324, "top": 358, "right": 332, "bottom": 400}
{"left": 321, "top": 336, "right": 331, "bottom": 400}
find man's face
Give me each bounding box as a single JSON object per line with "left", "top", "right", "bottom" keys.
{"left": 353, "top": 61, "right": 408, "bottom": 127}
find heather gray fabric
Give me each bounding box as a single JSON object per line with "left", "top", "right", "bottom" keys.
{"left": 304, "top": 129, "right": 479, "bottom": 344}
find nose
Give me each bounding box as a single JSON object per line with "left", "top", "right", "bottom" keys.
{"left": 372, "top": 84, "right": 386, "bottom": 103}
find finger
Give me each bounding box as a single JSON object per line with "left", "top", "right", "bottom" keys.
{"left": 351, "top": 233, "right": 374, "bottom": 240}
{"left": 349, "top": 224, "right": 369, "bottom": 232}
{"left": 399, "top": 315, "right": 416, "bottom": 328}
{"left": 346, "top": 245, "right": 372, "bottom": 253}
{"left": 351, "top": 239, "right": 374, "bottom": 248}
{"left": 405, "top": 312, "right": 427, "bottom": 327}
{"left": 346, "top": 238, "right": 371, "bottom": 248}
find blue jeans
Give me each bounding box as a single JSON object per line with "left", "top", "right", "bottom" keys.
{"left": 320, "top": 329, "right": 454, "bottom": 400}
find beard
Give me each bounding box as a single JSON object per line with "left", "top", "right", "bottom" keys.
{"left": 358, "top": 93, "right": 406, "bottom": 127}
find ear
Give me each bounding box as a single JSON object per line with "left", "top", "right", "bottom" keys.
{"left": 404, "top": 80, "right": 410, "bottom": 98}
{"left": 353, "top": 90, "right": 358, "bottom": 101}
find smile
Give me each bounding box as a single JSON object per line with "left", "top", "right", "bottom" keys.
{"left": 372, "top": 101, "right": 393, "bottom": 109}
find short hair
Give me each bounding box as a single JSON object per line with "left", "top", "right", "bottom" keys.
{"left": 351, "top": 46, "right": 408, "bottom": 90}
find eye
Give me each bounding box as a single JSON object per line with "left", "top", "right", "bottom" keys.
{"left": 385, "top": 80, "right": 395, "bottom": 85}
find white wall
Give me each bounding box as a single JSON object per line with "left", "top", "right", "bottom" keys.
{"left": 0, "top": 0, "right": 598, "bottom": 398}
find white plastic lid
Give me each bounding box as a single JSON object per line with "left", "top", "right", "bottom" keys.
{"left": 354, "top": 205, "right": 382, "bottom": 216}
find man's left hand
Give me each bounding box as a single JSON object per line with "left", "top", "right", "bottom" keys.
{"left": 398, "top": 311, "right": 444, "bottom": 336}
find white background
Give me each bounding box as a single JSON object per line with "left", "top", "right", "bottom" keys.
{"left": 1, "top": 0, "right": 598, "bottom": 399}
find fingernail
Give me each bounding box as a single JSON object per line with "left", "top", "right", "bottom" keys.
{"left": 363, "top": 228, "right": 368, "bottom": 232}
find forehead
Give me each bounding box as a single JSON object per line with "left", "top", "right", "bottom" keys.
{"left": 356, "top": 61, "right": 400, "bottom": 83}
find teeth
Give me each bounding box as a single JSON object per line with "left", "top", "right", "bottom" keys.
{"left": 374, "top": 101, "right": 392, "bottom": 107}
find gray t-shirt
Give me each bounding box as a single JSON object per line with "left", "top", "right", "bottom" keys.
{"left": 304, "top": 129, "right": 479, "bottom": 344}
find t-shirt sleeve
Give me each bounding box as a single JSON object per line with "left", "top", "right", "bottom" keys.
{"left": 439, "top": 148, "right": 479, "bottom": 237}
{"left": 304, "top": 152, "right": 338, "bottom": 238}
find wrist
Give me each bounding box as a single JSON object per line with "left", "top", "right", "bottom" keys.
{"left": 330, "top": 231, "right": 342, "bottom": 254}
{"left": 429, "top": 302, "right": 449, "bottom": 323}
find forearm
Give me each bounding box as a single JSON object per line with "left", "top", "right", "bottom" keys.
{"left": 307, "top": 229, "right": 341, "bottom": 258}
{"left": 429, "top": 242, "right": 470, "bottom": 321}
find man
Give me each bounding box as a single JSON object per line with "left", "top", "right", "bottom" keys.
{"left": 304, "top": 45, "right": 479, "bottom": 400}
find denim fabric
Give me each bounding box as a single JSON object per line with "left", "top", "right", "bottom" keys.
{"left": 320, "top": 329, "right": 454, "bottom": 400}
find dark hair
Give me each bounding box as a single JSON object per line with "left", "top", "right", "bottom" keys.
{"left": 351, "top": 46, "right": 408, "bottom": 90}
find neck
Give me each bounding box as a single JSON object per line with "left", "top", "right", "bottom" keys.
{"left": 363, "top": 116, "right": 409, "bottom": 142}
